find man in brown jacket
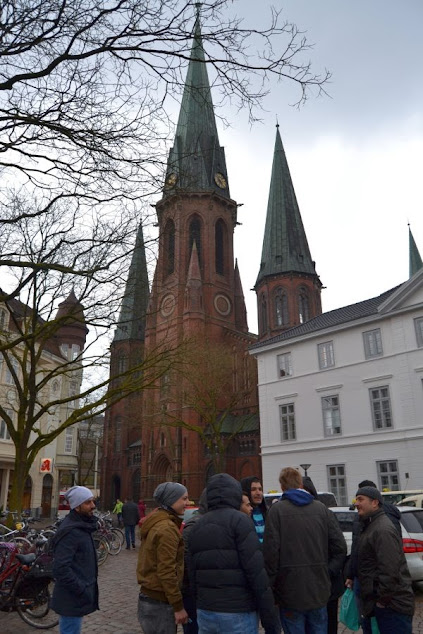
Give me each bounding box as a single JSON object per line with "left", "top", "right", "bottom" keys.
{"left": 137, "top": 482, "right": 190, "bottom": 633}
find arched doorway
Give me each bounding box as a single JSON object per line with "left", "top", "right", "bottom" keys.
{"left": 112, "top": 474, "right": 121, "bottom": 504}
{"left": 41, "top": 474, "right": 53, "bottom": 518}
{"left": 149, "top": 454, "right": 173, "bottom": 497}
{"left": 22, "top": 475, "right": 32, "bottom": 512}
{"left": 132, "top": 469, "right": 141, "bottom": 502}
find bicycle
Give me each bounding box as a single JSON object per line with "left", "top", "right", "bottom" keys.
{"left": 0, "top": 541, "right": 58, "bottom": 629}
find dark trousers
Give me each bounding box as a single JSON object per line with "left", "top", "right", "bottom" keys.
{"left": 183, "top": 594, "right": 198, "bottom": 634}
{"left": 125, "top": 524, "right": 135, "bottom": 548}
{"left": 326, "top": 598, "right": 339, "bottom": 634}
{"left": 362, "top": 606, "right": 412, "bottom": 634}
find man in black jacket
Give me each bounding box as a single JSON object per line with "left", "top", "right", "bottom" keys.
{"left": 188, "top": 473, "right": 279, "bottom": 634}
{"left": 354, "top": 486, "right": 414, "bottom": 634}
{"left": 263, "top": 467, "right": 346, "bottom": 634}
{"left": 122, "top": 497, "right": 140, "bottom": 549}
{"left": 51, "top": 486, "right": 99, "bottom": 634}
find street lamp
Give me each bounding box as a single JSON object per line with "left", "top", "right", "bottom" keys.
{"left": 300, "top": 463, "right": 311, "bottom": 477}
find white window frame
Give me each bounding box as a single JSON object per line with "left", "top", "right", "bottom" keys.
{"left": 0, "top": 408, "right": 12, "bottom": 441}
{"left": 377, "top": 460, "right": 400, "bottom": 491}
{"left": 279, "top": 403, "right": 296, "bottom": 441}
{"left": 318, "top": 341, "right": 335, "bottom": 370}
{"left": 363, "top": 328, "right": 383, "bottom": 359}
{"left": 64, "top": 427, "right": 74, "bottom": 453}
{"left": 277, "top": 353, "right": 293, "bottom": 378}
{"left": 5, "top": 357, "right": 19, "bottom": 385}
{"left": 414, "top": 317, "right": 423, "bottom": 348}
{"left": 322, "top": 395, "right": 342, "bottom": 436}
{"left": 369, "top": 385, "right": 393, "bottom": 430}
{"left": 327, "top": 464, "right": 348, "bottom": 506}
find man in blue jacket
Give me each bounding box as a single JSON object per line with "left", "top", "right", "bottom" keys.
{"left": 51, "top": 486, "right": 99, "bottom": 634}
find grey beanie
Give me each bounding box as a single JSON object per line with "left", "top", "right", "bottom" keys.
{"left": 355, "top": 486, "right": 383, "bottom": 504}
{"left": 153, "top": 482, "right": 187, "bottom": 509}
{"left": 65, "top": 486, "right": 94, "bottom": 510}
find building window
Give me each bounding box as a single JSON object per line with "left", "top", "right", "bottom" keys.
{"left": 160, "top": 432, "right": 166, "bottom": 448}
{"left": 280, "top": 403, "right": 296, "bottom": 441}
{"left": 327, "top": 464, "right": 347, "bottom": 505}
{"left": 363, "top": 328, "right": 383, "bottom": 358}
{"left": 114, "top": 418, "right": 121, "bottom": 452}
{"left": 414, "top": 317, "right": 423, "bottom": 347}
{"left": 0, "top": 409, "right": 12, "bottom": 441}
{"left": 370, "top": 386, "right": 393, "bottom": 430}
{"left": 298, "top": 288, "right": 309, "bottom": 324}
{"left": 0, "top": 308, "right": 7, "bottom": 330}
{"left": 377, "top": 460, "right": 400, "bottom": 491}
{"left": 260, "top": 294, "right": 268, "bottom": 334}
{"left": 189, "top": 216, "right": 202, "bottom": 269}
{"left": 318, "top": 341, "right": 335, "bottom": 370}
{"left": 5, "top": 357, "right": 19, "bottom": 384}
{"left": 164, "top": 219, "right": 175, "bottom": 277}
{"left": 215, "top": 219, "right": 225, "bottom": 275}
{"left": 64, "top": 427, "right": 74, "bottom": 453}
{"left": 117, "top": 354, "right": 127, "bottom": 374}
{"left": 322, "top": 395, "right": 342, "bottom": 436}
{"left": 274, "top": 288, "right": 289, "bottom": 327}
{"left": 277, "top": 353, "right": 293, "bottom": 378}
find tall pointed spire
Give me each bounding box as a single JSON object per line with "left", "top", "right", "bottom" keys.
{"left": 255, "top": 125, "right": 318, "bottom": 287}
{"left": 163, "top": 6, "right": 230, "bottom": 198}
{"left": 409, "top": 225, "right": 423, "bottom": 278}
{"left": 114, "top": 223, "right": 149, "bottom": 341}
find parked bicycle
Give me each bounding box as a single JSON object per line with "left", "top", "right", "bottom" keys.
{"left": 0, "top": 541, "right": 58, "bottom": 629}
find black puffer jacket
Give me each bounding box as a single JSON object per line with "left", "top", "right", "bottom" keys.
{"left": 358, "top": 508, "right": 414, "bottom": 617}
{"left": 188, "top": 474, "right": 278, "bottom": 632}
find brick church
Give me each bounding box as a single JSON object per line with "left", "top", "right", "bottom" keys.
{"left": 101, "top": 14, "right": 322, "bottom": 508}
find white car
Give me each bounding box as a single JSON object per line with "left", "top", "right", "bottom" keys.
{"left": 330, "top": 506, "right": 423, "bottom": 589}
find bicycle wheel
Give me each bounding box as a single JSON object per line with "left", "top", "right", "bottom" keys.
{"left": 93, "top": 535, "right": 109, "bottom": 566}
{"left": 107, "top": 530, "right": 122, "bottom": 555}
{"left": 11, "top": 537, "right": 32, "bottom": 553}
{"left": 111, "top": 527, "right": 125, "bottom": 546}
{"left": 16, "top": 580, "right": 58, "bottom": 629}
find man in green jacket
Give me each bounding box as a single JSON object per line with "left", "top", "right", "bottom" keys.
{"left": 112, "top": 499, "right": 123, "bottom": 527}
{"left": 137, "top": 482, "right": 190, "bottom": 633}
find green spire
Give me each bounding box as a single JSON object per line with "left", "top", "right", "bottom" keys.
{"left": 409, "top": 225, "right": 423, "bottom": 278}
{"left": 114, "top": 222, "right": 149, "bottom": 341}
{"left": 256, "top": 125, "right": 317, "bottom": 287}
{"left": 163, "top": 8, "right": 230, "bottom": 197}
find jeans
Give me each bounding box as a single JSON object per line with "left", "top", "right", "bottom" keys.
{"left": 125, "top": 524, "right": 135, "bottom": 548}
{"left": 138, "top": 593, "right": 176, "bottom": 634}
{"left": 197, "top": 609, "right": 258, "bottom": 633}
{"left": 362, "top": 606, "right": 412, "bottom": 634}
{"left": 59, "top": 615, "right": 83, "bottom": 634}
{"left": 279, "top": 606, "right": 327, "bottom": 634}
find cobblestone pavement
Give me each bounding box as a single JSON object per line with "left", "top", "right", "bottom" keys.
{"left": 2, "top": 536, "right": 423, "bottom": 633}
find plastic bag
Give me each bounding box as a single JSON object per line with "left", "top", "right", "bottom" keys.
{"left": 339, "top": 588, "right": 360, "bottom": 631}
{"left": 371, "top": 616, "right": 380, "bottom": 633}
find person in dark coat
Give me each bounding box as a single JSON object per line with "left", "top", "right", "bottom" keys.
{"left": 51, "top": 486, "right": 99, "bottom": 634}
{"left": 122, "top": 497, "right": 140, "bottom": 549}
{"left": 240, "top": 475, "right": 267, "bottom": 543}
{"left": 263, "top": 467, "right": 346, "bottom": 634}
{"left": 188, "top": 473, "right": 279, "bottom": 634}
{"left": 354, "top": 486, "right": 414, "bottom": 633}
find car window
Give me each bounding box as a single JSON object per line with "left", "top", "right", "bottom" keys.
{"left": 332, "top": 511, "right": 355, "bottom": 532}
{"left": 317, "top": 492, "right": 337, "bottom": 508}
{"left": 398, "top": 500, "right": 416, "bottom": 507}
{"left": 400, "top": 511, "right": 423, "bottom": 533}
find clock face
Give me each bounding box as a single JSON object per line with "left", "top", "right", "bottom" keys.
{"left": 165, "top": 173, "right": 178, "bottom": 187}
{"left": 214, "top": 172, "right": 227, "bottom": 189}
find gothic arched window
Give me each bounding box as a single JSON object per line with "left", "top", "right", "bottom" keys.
{"left": 298, "top": 288, "right": 310, "bottom": 324}
{"left": 260, "top": 293, "right": 268, "bottom": 335}
{"left": 188, "top": 216, "right": 202, "bottom": 269}
{"left": 215, "top": 219, "right": 225, "bottom": 275}
{"left": 274, "top": 288, "right": 289, "bottom": 327}
{"left": 163, "top": 219, "right": 175, "bottom": 277}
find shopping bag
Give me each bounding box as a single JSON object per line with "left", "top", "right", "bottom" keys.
{"left": 339, "top": 588, "right": 360, "bottom": 631}
{"left": 371, "top": 616, "right": 380, "bottom": 633}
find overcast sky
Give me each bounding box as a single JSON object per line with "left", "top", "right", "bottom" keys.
{"left": 214, "top": 0, "right": 423, "bottom": 333}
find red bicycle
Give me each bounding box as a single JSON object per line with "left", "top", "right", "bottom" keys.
{"left": 0, "top": 541, "right": 58, "bottom": 629}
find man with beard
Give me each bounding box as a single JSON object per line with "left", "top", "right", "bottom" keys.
{"left": 241, "top": 476, "right": 267, "bottom": 543}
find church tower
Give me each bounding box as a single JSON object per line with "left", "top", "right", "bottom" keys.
{"left": 141, "top": 10, "right": 259, "bottom": 499}
{"left": 255, "top": 125, "right": 322, "bottom": 341}
{"left": 409, "top": 225, "right": 423, "bottom": 278}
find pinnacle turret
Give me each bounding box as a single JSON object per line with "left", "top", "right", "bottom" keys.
{"left": 409, "top": 226, "right": 423, "bottom": 278}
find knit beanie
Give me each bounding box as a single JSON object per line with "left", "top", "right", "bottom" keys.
{"left": 153, "top": 482, "right": 187, "bottom": 510}
{"left": 65, "top": 486, "right": 94, "bottom": 510}
{"left": 355, "top": 486, "right": 383, "bottom": 504}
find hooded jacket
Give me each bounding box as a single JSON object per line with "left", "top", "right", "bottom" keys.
{"left": 188, "top": 474, "right": 277, "bottom": 631}
{"left": 51, "top": 509, "right": 99, "bottom": 617}
{"left": 264, "top": 488, "right": 347, "bottom": 611}
{"left": 136, "top": 508, "right": 184, "bottom": 611}
{"left": 357, "top": 507, "right": 414, "bottom": 617}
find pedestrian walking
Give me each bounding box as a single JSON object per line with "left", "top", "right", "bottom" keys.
{"left": 137, "top": 481, "right": 190, "bottom": 633}
{"left": 138, "top": 499, "right": 146, "bottom": 520}
{"left": 112, "top": 498, "right": 123, "bottom": 527}
{"left": 122, "top": 497, "right": 140, "bottom": 549}
{"left": 51, "top": 486, "right": 99, "bottom": 634}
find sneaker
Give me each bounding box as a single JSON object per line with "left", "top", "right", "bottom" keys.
{"left": 132, "top": 543, "right": 136, "bottom": 549}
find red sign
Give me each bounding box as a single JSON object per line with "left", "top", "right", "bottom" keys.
{"left": 40, "top": 458, "right": 53, "bottom": 473}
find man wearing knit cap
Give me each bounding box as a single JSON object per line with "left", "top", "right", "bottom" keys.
{"left": 137, "top": 481, "right": 190, "bottom": 633}
{"left": 354, "top": 486, "right": 414, "bottom": 633}
{"left": 51, "top": 486, "right": 98, "bottom": 634}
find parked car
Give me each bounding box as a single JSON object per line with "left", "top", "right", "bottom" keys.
{"left": 330, "top": 506, "right": 423, "bottom": 589}
{"left": 264, "top": 490, "right": 338, "bottom": 509}
{"left": 380, "top": 489, "right": 423, "bottom": 505}
{"left": 397, "top": 494, "right": 423, "bottom": 509}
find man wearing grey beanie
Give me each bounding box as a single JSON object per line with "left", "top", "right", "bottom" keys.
{"left": 136, "top": 481, "right": 190, "bottom": 633}
{"left": 51, "top": 486, "right": 98, "bottom": 634}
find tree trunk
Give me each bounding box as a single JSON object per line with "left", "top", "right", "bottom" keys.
{"left": 7, "top": 450, "right": 29, "bottom": 525}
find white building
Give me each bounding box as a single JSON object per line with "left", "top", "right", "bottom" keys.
{"left": 251, "top": 268, "right": 423, "bottom": 505}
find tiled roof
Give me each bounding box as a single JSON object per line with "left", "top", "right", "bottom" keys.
{"left": 251, "top": 284, "right": 402, "bottom": 350}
